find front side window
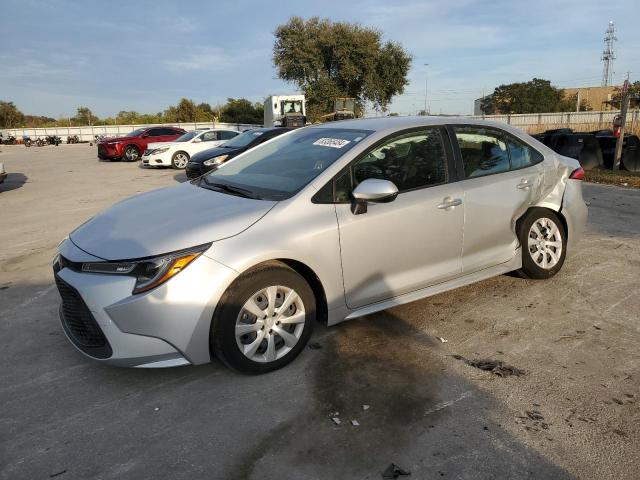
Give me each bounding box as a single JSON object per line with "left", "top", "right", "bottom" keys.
{"left": 126, "top": 128, "right": 146, "bottom": 137}
{"left": 222, "top": 129, "right": 266, "bottom": 148}
{"left": 175, "top": 131, "right": 199, "bottom": 142}
{"left": 201, "top": 131, "right": 219, "bottom": 142}
{"left": 147, "top": 128, "right": 165, "bottom": 137}
{"left": 334, "top": 128, "right": 448, "bottom": 201}
{"left": 454, "top": 127, "right": 509, "bottom": 178}
{"left": 202, "top": 127, "right": 371, "bottom": 200}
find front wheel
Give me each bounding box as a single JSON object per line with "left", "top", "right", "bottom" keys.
{"left": 171, "top": 151, "right": 190, "bottom": 169}
{"left": 517, "top": 209, "right": 567, "bottom": 279}
{"left": 123, "top": 145, "right": 140, "bottom": 162}
{"left": 211, "top": 262, "right": 315, "bottom": 374}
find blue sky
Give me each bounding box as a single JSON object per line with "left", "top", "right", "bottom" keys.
{"left": 1, "top": 0, "right": 638, "bottom": 118}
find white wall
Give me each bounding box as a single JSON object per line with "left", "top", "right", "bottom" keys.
{"left": 1, "top": 122, "right": 261, "bottom": 141}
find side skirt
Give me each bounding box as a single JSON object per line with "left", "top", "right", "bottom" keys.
{"left": 335, "top": 248, "right": 522, "bottom": 323}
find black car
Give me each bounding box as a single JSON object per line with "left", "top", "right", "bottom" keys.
{"left": 185, "top": 127, "right": 294, "bottom": 179}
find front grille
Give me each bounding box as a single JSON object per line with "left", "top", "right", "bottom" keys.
{"left": 55, "top": 274, "right": 112, "bottom": 359}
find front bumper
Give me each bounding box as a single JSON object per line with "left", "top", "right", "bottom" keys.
{"left": 54, "top": 238, "right": 239, "bottom": 367}
{"left": 142, "top": 151, "right": 172, "bottom": 167}
{"left": 185, "top": 161, "right": 214, "bottom": 179}
{"left": 97, "top": 143, "right": 122, "bottom": 160}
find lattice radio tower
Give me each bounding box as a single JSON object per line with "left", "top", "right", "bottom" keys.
{"left": 601, "top": 21, "right": 617, "bottom": 86}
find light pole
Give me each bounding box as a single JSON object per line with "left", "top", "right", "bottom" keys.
{"left": 423, "top": 63, "right": 429, "bottom": 115}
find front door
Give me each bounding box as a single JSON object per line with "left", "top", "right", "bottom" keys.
{"left": 335, "top": 127, "right": 464, "bottom": 309}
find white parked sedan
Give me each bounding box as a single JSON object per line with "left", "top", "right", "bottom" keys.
{"left": 141, "top": 129, "right": 240, "bottom": 169}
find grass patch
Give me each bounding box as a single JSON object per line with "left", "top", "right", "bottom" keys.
{"left": 584, "top": 168, "right": 640, "bottom": 188}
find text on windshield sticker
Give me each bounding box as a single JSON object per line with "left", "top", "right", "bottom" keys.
{"left": 313, "top": 138, "right": 351, "bottom": 148}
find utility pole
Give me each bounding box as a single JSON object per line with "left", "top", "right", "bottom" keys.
{"left": 423, "top": 63, "right": 429, "bottom": 115}
{"left": 601, "top": 21, "right": 617, "bottom": 87}
{"left": 576, "top": 90, "right": 581, "bottom": 112}
{"left": 613, "top": 75, "right": 630, "bottom": 170}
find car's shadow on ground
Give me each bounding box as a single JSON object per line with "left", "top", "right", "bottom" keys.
{"left": 0, "top": 172, "right": 28, "bottom": 192}
{"left": 173, "top": 172, "right": 188, "bottom": 183}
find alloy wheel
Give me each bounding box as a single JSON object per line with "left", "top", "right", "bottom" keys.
{"left": 235, "top": 286, "right": 306, "bottom": 363}
{"left": 527, "top": 217, "right": 563, "bottom": 269}
{"left": 125, "top": 147, "right": 139, "bottom": 161}
{"left": 174, "top": 153, "right": 188, "bottom": 168}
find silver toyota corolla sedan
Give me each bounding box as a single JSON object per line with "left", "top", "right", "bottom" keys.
{"left": 54, "top": 117, "right": 587, "bottom": 373}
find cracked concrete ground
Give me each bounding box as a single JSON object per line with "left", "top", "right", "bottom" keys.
{"left": 1, "top": 146, "right": 639, "bottom": 479}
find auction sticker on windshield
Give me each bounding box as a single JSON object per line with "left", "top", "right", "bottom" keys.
{"left": 313, "top": 138, "right": 351, "bottom": 148}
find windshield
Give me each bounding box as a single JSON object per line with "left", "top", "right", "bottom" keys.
{"left": 281, "top": 100, "right": 303, "bottom": 115}
{"left": 201, "top": 127, "right": 372, "bottom": 201}
{"left": 223, "top": 129, "right": 265, "bottom": 148}
{"left": 126, "top": 128, "right": 146, "bottom": 137}
{"left": 175, "top": 131, "right": 199, "bottom": 142}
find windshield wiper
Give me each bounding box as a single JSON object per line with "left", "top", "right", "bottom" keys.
{"left": 201, "top": 179, "right": 260, "bottom": 199}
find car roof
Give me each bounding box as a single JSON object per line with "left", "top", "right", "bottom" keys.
{"left": 307, "top": 116, "right": 519, "bottom": 134}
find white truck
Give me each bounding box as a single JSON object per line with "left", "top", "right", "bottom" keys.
{"left": 263, "top": 95, "right": 306, "bottom": 128}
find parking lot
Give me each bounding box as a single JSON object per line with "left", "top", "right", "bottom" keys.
{"left": 1, "top": 145, "right": 639, "bottom": 479}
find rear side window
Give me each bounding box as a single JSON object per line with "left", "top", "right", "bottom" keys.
{"left": 202, "top": 131, "right": 219, "bottom": 142}
{"left": 219, "top": 131, "right": 239, "bottom": 140}
{"left": 454, "top": 127, "right": 510, "bottom": 178}
{"left": 147, "top": 128, "right": 164, "bottom": 137}
{"left": 505, "top": 134, "right": 543, "bottom": 169}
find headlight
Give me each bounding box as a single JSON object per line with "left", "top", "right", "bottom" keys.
{"left": 152, "top": 147, "right": 170, "bottom": 154}
{"left": 80, "top": 243, "right": 211, "bottom": 294}
{"left": 203, "top": 154, "right": 229, "bottom": 166}
{"left": 106, "top": 141, "right": 120, "bottom": 146}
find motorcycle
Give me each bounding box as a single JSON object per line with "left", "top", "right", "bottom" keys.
{"left": 67, "top": 135, "right": 80, "bottom": 144}
{"left": 46, "top": 135, "right": 61, "bottom": 146}
{"left": 3, "top": 135, "right": 17, "bottom": 145}
{"left": 24, "top": 136, "right": 33, "bottom": 147}
{"left": 35, "top": 138, "right": 46, "bottom": 147}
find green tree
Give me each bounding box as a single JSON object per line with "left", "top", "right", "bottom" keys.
{"left": 0, "top": 101, "right": 25, "bottom": 128}
{"left": 220, "top": 98, "right": 264, "bottom": 124}
{"left": 481, "top": 78, "right": 565, "bottom": 114}
{"left": 196, "top": 102, "right": 218, "bottom": 122}
{"left": 72, "top": 106, "right": 97, "bottom": 125}
{"left": 273, "top": 17, "right": 412, "bottom": 120}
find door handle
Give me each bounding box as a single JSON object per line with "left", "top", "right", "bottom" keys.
{"left": 437, "top": 197, "right": 462, "bottom": 209}
{"left": 517, "top": 180, "right": 532, "bottom": 190}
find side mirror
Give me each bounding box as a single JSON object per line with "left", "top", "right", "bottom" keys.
{"left": 194, "top": 137, "right": 202, "bottom": 143}
{"left": 351, "top": 178, "right": 398, "bottom": 215}
{"left": 141, "top": 133, "right": 149, "bottom": 138}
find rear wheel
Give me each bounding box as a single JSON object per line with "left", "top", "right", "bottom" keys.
{"left": 123, "top": 145, "right": 140, "bottom": 162}
{"left": 517, "top": 209, "right": 567, "bottom": 279}
{"left": 171, "top": 151, "right": 190, "bottom": 169}
{"left": 211, "top": 262, "right": 315, "bottom": 374}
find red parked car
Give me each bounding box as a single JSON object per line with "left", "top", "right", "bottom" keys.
{"left": 97, "top": 126, "right": 186, "bottom": 162}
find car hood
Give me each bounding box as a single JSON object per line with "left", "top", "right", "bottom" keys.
{"left": 70, "top": 182, "right": 277, "bottom": 260}
{"left": 99, "top": 136, "right": 136, "bottom": 144}
{"left": 147, "top": 141, "right": 176, "bottom": 150}
{"left": 190, "top": 145, "right": 242, "bottom": 164}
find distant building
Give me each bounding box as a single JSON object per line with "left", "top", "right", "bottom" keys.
{"left": 473, "top": 96, "right": 486, "bottom": 115}
{"left": 562, "top": 85, "right": 619, "bottom": 111}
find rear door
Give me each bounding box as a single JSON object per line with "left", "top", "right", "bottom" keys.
{"left": 333, "top": 127, "right": 464, "bottom": 308}
{"left": 450, "top": 125, "right": 544, "bottom": 273}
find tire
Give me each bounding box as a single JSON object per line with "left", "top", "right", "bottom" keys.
{"left": 123, "top": 145, "right": 140, "bottom": 162}
{"left": 516, "top": 208, "right": 567, "bottom": 279}
{"left": 171, "top": 151, "right": 190, "bottom": 169}
{"left": 211, "top": 261, "right": 315, "bottom": 374}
